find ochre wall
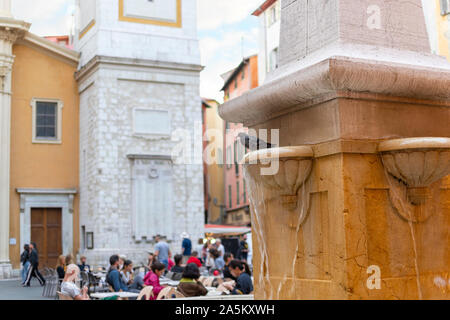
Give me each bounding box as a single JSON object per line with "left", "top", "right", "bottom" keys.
{"left": 9, "top": 44, "right": 79, "bottom": 269}
{"left": 248, "top": 96, "right": 450, "bottom": 299}
{"left": 204, "top": 100, "right": 225, "bottom": 223}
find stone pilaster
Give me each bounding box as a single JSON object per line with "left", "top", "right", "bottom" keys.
{"left": 0, "top": 14, "right": 30, "bottom": 279}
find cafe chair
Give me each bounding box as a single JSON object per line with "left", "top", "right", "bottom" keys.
{"left": 137, "top": 286, "right": 154, "bottom": 300}
{"left": 57, "top": 291, "right": 73, "bottom": 301}
{"left": 156, "top": 287, "right": 184, "bottom": 300}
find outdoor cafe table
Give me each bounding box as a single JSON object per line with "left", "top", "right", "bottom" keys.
{"left": 90, "top": 292, "right": 140, "bottom": 300}
{"left": 160, "top": 279, "right": 180, "bottom": 286}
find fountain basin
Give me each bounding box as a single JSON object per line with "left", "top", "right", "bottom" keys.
{"left": 243, "top": 146, "right": 314, "bottom": 210}
{"left": 378, "top": 137, "right": 450, "bottom": 205}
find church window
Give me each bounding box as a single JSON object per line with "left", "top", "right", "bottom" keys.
{"left": 31, "top": 98, "right": 63, "bottom": 144}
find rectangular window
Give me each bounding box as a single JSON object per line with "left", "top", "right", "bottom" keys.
{"left": 36, "top": 102, "right": 57, "bottom": 139}
{"left": 226, "top": 146, "right": 232, "bottom": 169}
{"left": 234, "top": 140, "right": 238, "bottom": 163}
{"left": 243, "top": 179, "right": 247, "bottom": 203}
{"left": 228, "top": 185, "right": 232, "bottom": 208}
{"left": 236, "top": 181, "right": 240, "bottom": 206}
{"left": 441, "top": 0, "right": 450, "bottom": 15}
{"left": 269, "top": 47, "right": 279, "bottom": 72}
{"left": 217, "top": 148, "right": 223, "bottom": 167}
{"left": 241, "top": 68, "right": 245, "bottom": 80}
{"left": 235, "top": 79, "right": 238, "bottom": 89}
{"left": 31, "top": 98, "right": 63, "bottom": 144}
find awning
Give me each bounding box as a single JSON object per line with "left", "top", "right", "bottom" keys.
{"left": 204, "top": 224, "right": 251, "bottom": 236}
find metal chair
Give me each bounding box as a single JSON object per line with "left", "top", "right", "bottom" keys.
{"left": 42, "top": 273, "right": 59, "bottom": 298}
{"left": 80, "top": 271, "right": 89, "bottom": 290}
{"left": 88, "top": 272, "right": 109, "bottom": 293}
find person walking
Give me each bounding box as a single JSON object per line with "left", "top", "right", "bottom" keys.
{"left": 238, "top": 234, "right": 249, "bottom": 262}
{"left": 216, "top": 239, "right": 225, "bottom": 257}
{"left": 20, "top": 244, "right": 31, "bottom": 285}
{"left": 181, "top": 232, "right": 192, "bottom": 264}
{"left": 154, "top": 235, "right": 171, "bottom": 268}
{"left": 23, "top": 242, "right": 46, "bottom": 287}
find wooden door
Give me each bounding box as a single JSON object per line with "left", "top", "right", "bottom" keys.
{"left": 31, "top": 208, "right": 62, "bottom": 269}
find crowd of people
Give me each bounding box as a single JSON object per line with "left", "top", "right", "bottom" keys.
{"left": 19, "top": 233, "right": 253, "bottom": 300}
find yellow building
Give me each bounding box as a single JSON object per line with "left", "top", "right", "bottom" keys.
{"left": 423, "top": 0, "right": 450, "bottom": 59}
{"left": 0, "top": 3, "right": 80, "bottom": 277}
{"left": 202, "top": 99, "right": 225, "bottom": 224}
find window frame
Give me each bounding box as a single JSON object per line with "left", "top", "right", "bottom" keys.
{"left": 30, "top": 98, "right": 63, "bottom": 144}
{"left": 226, "top": 146, "right": 232, "bottom": 169}
{"left": 228, "top": 185, "right": 232, "bottom": 208}
{"left": 243, "top": 179, "right": 247, "bottom": 203}
{"left": 236, "top": 181, "right": 240, "bottom": 206}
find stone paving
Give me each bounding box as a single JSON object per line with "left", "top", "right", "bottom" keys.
{"left": 0, "top": 279, "right": 53, "bottom": 300}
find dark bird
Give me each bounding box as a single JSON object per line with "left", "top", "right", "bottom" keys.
{"left": 238, "top": 133, "right": 276, "bottom": 151}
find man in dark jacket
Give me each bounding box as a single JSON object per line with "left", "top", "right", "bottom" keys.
{"left": 23, "top": 242, "right": 46, "bottom": 287}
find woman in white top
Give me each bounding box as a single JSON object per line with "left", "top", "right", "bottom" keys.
{"left": 61, "top": 264, "right": 90, "bottom": 300}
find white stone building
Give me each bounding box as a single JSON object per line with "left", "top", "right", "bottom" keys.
{"left": 75, "top": 0, "right": 204, "bottom": 266}
{"left": 252, "top": 0, "right": 281, "bottom": 84}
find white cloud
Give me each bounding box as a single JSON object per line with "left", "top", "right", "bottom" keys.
{"left": 10, "top": 0, "right": 261, "bottom": 101}
{"left": 12, "top": 0, "right": 74, "bottom": 36}
{"left": 197, "top": 0, "right": 262, "bottom": 30}
{"left": 199, "top": 28, "right": 259, "bottom": 101}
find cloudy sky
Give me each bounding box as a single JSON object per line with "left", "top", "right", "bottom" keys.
{"left": 11, "top": 0, "right": 263, "bottom": 102}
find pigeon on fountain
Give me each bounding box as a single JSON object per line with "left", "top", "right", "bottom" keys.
{"left": 238, "top": 133, "right": 276, "bottom": 151}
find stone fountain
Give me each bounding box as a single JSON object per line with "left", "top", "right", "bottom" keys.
{"left": 220, "top": 0, "right": 450, "bottom": 299}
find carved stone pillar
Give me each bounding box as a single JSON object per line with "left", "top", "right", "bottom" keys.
{"left": 0, "top": 13, "right": 30, "bottom": 279}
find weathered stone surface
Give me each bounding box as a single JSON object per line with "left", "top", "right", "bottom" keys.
{"left": 225, "top": 0, "right": 450, "bottom": 300}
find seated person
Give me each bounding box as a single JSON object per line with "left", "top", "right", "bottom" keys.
{"left": 171, "top": 254, "right": 185, "bottom": 274}
{"left": 186, "top": 251, "right": 202, "bottom": 268}
{"left": 147, "top": 252, "right": 155, "bottom": 270}
{"left": 78, "top": 255, "right": 90, "bottom": 273}
{"left": 222, "top": 253, "right": 235, "bottom": 280}
{"left": 167, "top": 252, "right": 175, "bottom": 272}
{"left": 143, "top": 261, "right": 166, "bottom": 300}
{"left": 177, "top": 263, "right": 208, "bottom": 297}
{"left": 121, "top": 259, "right": 146, "bottom": 291}
{"left": 106, "top": 254, "right": 139, "bottom": 293}
{"left": 56, "top": 255, "right": 66, "bottom": 280}
{"left": 223, "top": 260, "right": 253, "bottom": 295}
{"left": 209, "top": 249, "right": 225, "bottom": 271}
{"left": 61, "top": 264, "right": 90, "bottom": 300}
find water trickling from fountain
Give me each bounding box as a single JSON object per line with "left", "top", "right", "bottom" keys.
{"left": 244, "top": 160, "right": 312, "bottom": 299}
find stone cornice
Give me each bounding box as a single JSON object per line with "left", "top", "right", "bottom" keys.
{"left": 17, "top": 32, "right": 80, "bottom": 65}
{"left": 0, "top": 17, "right": 30, "bottom": 42}
{"left": 219, "top": 45, "right": 450, "bottom": 127}
{"left": 16, "top": 188, "right": 78, "bottom": 195}
{"left": 75, "top": 55, "right": 204, "bottom": 82}
{"left": 127, "top": 154, "right": 173, "bottom": 161}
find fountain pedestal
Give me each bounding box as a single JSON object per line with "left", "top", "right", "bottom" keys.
{"left": 221, "top": 0, "right": 450, "bottom": 299}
